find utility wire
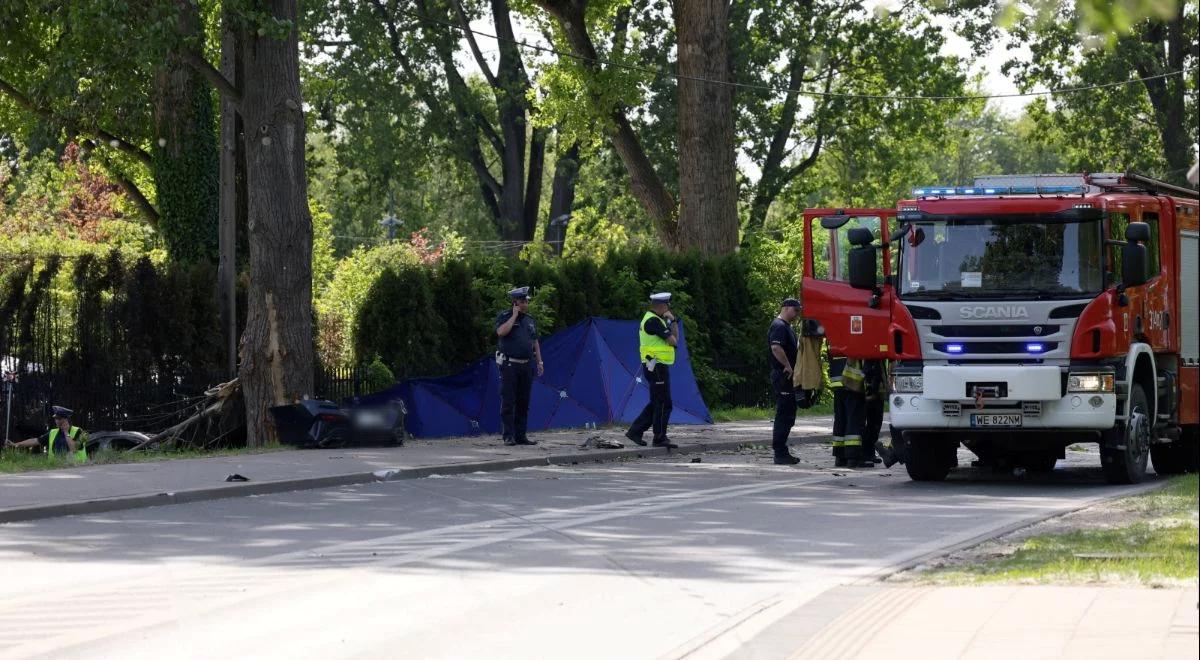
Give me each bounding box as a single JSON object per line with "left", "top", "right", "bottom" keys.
{"left": 397, "top": 9, "right": 1197, "bottom": 102}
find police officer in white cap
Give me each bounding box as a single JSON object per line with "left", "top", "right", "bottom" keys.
{"left": 495, "top": 286, "right": 543, "bottom": 446}
{"left": 625, "top": 292, "right": 678, "bottom": 449}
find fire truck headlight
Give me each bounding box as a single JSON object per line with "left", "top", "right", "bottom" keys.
{"left": 1067, "top": 373, "right": 1115, "bottom": 393}
{"left": 892, "top": 375, "right": 923, "bottom": 393}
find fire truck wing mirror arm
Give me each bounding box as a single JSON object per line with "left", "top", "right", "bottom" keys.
{"left": 888, "top": 224, "right": 911, "bottom": 243}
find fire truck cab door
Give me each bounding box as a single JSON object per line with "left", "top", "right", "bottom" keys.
{"left": 802, "top": 209, "right": 895, "bottom": 359}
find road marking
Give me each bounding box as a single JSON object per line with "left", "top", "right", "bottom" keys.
{"left": 0, "top": 474, "right": 836, "bottom": 659}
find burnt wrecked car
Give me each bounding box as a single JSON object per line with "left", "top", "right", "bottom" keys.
{"left": 269, "top": 399, "right": 406, "bottom": 449}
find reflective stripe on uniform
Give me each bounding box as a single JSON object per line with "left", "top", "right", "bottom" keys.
{"left": 831, "top": 436, "right": 845, "bottom": 447}
{"left": 843, "top": 435, "right": 862, "bottom": 447}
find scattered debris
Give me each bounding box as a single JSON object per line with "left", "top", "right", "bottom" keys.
{"left": 224, "top": 473, "right": 249, "bottom": 482}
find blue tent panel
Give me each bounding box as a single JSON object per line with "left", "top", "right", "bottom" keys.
{"left": 350, "top": 316, "right": 712, "bottom": 438}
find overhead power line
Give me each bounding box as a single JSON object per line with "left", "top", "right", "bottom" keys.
{"left": 398, "top": 9, "right": 1196, "bottom": 102}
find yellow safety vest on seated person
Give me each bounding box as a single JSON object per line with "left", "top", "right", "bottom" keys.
{"left": 48, "top": 427, "right": 87, "bottom": 463}
{"left": 638, "top": 311, "right": 676, "bottom": 365}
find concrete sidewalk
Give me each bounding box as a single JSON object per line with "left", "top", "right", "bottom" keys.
{"left": 0, "top": 416, "right": 837, "bottom": 524}
{"left": 728, "top": 584, "right": 1198, "bottom": 660}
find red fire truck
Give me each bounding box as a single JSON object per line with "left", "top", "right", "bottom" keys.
{"left": 801, "top": 172, "right": 1198, "bottom": 484}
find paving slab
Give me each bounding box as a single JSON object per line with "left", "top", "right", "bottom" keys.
{"left": 0, "top": 416, "right": 839, "bottom": 523}
{"left": 730, "top": 585, "right": 1198, "bottom": 660}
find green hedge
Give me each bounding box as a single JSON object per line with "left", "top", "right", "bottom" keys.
{"left": 352, "top": 246, "right": 786, "bottom": 406}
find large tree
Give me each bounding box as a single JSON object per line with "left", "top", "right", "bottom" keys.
{"left": 305, "top": 0, "right": 548, "bottom": 244}
{"left": 941, "top": 0, "right": 1197, "bottom": 185}
{"left": 187, "top": 0, "right": 314, "bottom": 444}
{"left": 0, "top": 0, "right": 221, "bottom": 260}
{"left": 676, "top": 0, "right": 738, "bottom": 254}
{"left": 733, "top": 0, "right": 965, "bottom": 231}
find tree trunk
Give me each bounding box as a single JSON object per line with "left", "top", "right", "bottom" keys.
{"left": 235, "top": 0, "right": 314, "bottom": 446}
{"left": 548, "top": 139, "right": 581, "bottom": 223}
{"left": 676, "top": 0, "right": 738, "bottom": 255}
{"left": 547, "top": 138, "right": 580, "bottom": 253}
{"left": 152, "top": 0, "right": 220, "bottom": 263}
{"left": 524, "top": 126, "right": 548, "bottom": 240}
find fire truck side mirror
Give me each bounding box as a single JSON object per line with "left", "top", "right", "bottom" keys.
{"left": 1120, "top": 222, "right": 1150, "bottom": 287}
{"left": 847, "top": 227, "right": 877, "bottom": 290}
{"left": 1121, "top": 243, "right": 1148, "bottom": 288}
{"left": 848, "top": 250, "right": 877, "bottom": 291}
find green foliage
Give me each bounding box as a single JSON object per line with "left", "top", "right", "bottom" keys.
{"left": 151, "top": 72, "right": 219, "bottom": 263}
{"left": 940, "top": 0, "right": 1197, "bottom": 184}
{"left": 354, "top": 265, "right": 449, "bottom": 380}
{"left": 359, "top": 355, "right": 397, "bottom": 393}
{"left": 1, "top": 143, "right": 158, "bottom": 254}
{"left": 343, "top": 245, "right": 790, "bottom": 407}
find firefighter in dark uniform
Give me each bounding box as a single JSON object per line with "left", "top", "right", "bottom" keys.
{"left": 861, "top": 359, "right": 888, "bottom": 465}
{"left": 829, "top": 355, "right": 868, "bottom": 467}
{"left": 768, "top": 298, "right": 803, "bottom": 465}
{"left": 625, "top": 292, "right": 678, "bottom": 449}
{"left": 5, "top": 405, "right": 88, "bottom": 462}
{"left": 495, "top": 286, "right": 544, "bottom": 446}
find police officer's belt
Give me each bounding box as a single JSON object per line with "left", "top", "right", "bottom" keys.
{"left": 498, "top": 354, "right": 530, "bottom": 364}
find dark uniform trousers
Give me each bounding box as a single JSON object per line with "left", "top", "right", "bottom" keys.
{"left": 862, "top": 395, "right": 885, "bottom": 455}
{"left": 832, "top": 388, "right": 865, "bottom": 461}
{"left": 500, "top": 360, "right": 533, "bottom": 442}
{"left": 629, "top": 363, "right": 672, "bottom": 442}
{"left": 771, "top": 371, "right": 797, "bottom": 458}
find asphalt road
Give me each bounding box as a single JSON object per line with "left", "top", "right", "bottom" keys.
{"left": 0, "top": 445, "right": 1153, "bottom": 659}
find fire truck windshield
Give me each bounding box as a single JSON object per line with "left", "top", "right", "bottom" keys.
{"left": 898, "top": 215, "right": 1104, "bottom": 299}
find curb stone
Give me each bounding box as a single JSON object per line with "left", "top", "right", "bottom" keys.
{"left": 0, "top": 436, "right": 823, "bottom": 524}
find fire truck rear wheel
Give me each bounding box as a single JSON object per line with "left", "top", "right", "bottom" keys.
{"left": 1101, "top": 383, "right": 1151, "bottom": 485}
{"left": 905, "top": 432, "right": 954, "bottom": 482}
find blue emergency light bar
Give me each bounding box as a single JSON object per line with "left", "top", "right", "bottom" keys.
{"left": 911, "top": 185, "right": 1087, "bottom": 197}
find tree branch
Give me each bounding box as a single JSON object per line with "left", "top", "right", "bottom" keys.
{"left": 447, "top": 0, "right": 498, "bottom": 87}
{"left": 182, "top": 50, "right": 241, "bottom": 104}
{"left": 0, "top": 76, "right": 154, "bottom": 169}
{"left": 80, "top": 140, "right": 161, "bottom": 226}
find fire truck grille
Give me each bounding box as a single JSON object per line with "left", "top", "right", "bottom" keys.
{"left": 930, "top": 325, "right": 1060, "bottom": 338}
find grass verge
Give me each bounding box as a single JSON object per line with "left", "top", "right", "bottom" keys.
{"left": 0, "top": 445, "right": 291, "bottom": 474}
{"left": 710, "top": 402, "right": 833, "bottom": 422}
{"left": 920, "top": 475, "right": 1198, "bottom": 586}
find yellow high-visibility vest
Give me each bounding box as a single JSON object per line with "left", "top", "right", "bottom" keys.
{"left": 48, "top": 426, "right": 87, "bottom": 463}
{"left": 638, "top": 311, "right": 676, "bottom": 365}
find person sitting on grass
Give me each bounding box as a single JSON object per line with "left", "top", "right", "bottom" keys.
{"left": 4, "top": 406, "right": 88, "bottom": 463}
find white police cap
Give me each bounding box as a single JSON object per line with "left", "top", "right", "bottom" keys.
{"left": 649, "top": 292, "right": 672, "bottom": 303}
{"left": 508, "top": 286, "right": 531, "bottom": 300}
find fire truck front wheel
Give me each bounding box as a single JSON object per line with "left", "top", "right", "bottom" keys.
{"left": 1100, "top": 383, "right": 1151, "bottom": 485}
{"left": 905, "top": 432, "right": 957, "bottom": 482}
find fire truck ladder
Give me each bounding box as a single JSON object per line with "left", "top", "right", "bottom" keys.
{"left": 1086, "top": 172, "right": 1199, "bottom": 199}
